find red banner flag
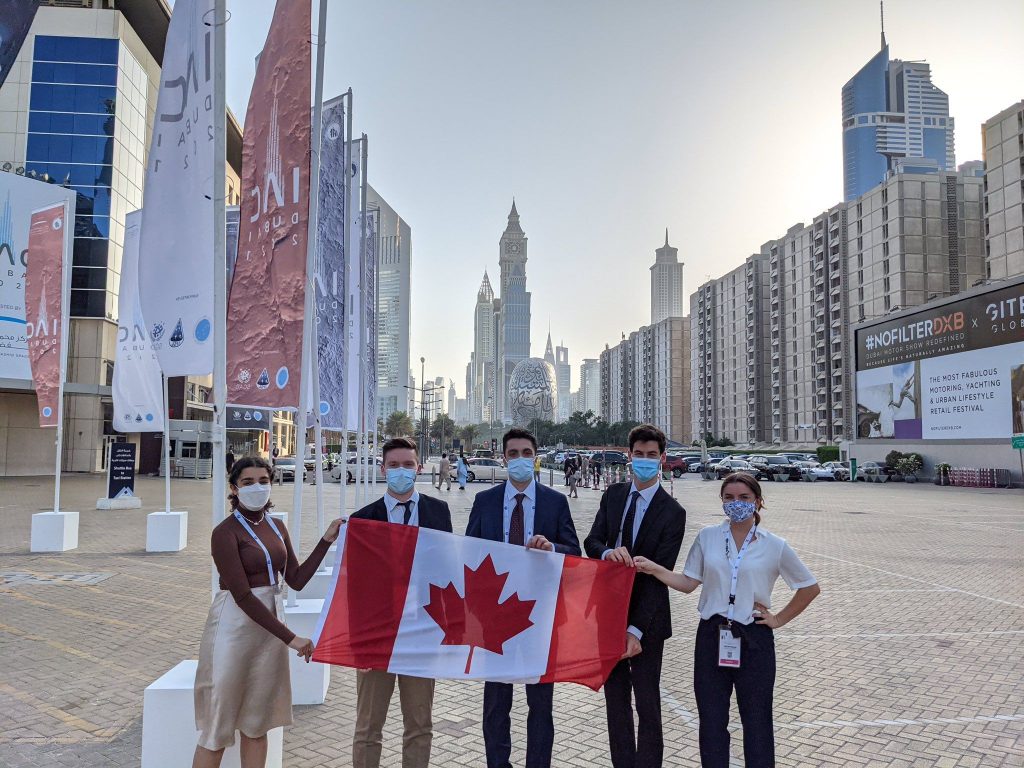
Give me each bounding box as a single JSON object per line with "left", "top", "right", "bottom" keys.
{"left": 24, "top": 203, "right": 68, "bottom": 427}
{"left": 227, "top": 0, "right": 311, "bottom": 408}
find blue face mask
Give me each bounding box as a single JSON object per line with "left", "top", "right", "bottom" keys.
{"left": 723, "top": 500, "right": 757, "bottom": 523}
{"left": 631, "top": 457, "right": 662, "bottom": 482}
{"left": 507, "top": 457, "right": 535, "bottom": 483}
{"left": 386, "top": 467, "right": 417, "bottom": 495}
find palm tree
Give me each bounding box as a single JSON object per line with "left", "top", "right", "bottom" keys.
{"left": 460, "top": 423, "right": 478, "bottom": 447}
{"left": 385, "top": 410, "right": 414, "bottom": 437}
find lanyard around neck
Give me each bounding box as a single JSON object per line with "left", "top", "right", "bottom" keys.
{"left": 234, "top": 509, "right": 285, "bottom": 585}
{"left": 724, "top": 525, "right": 757, "bottom": 626}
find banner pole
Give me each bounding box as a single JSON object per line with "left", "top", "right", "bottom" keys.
{"left": 163, "top": 375, "right": 171, "bottom": 513}
{"left": 52, "top": 198, "right": 71, "bottom": 515}
{"left": 211, "top": 0, "right": 228, "bottom": 598}
{"left": 359, "top": 135, "right": 369, "bottom": 508}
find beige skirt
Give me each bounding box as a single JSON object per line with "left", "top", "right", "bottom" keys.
{"left": 194, "top": 586, "right": 292, "bottom": 751}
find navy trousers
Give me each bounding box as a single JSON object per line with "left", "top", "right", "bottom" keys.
{"left": 482, "top": 681, "right": 554, "bottom": 768}
{"left": 693, "top": 617, "right": 776, "bottom": 767}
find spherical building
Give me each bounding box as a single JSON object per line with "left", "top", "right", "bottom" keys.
{"left": 508, "top": 358, "right": 558, "bottom": 426}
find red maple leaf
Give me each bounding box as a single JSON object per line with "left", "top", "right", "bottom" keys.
{"left": 423, "top": 554, "right": 537, "bottom": 674}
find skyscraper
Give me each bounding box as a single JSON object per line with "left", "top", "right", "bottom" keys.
{"left": 471, "top": 271, "right": 495, "bottom": 422}
{"left": 841, "top": 18, "right": 955, "bottom": 201}
{"left": 555, "top": 343, "right": 571, "bottom": 421}
{"left": 496, "top": 200, "right": 531, "bottom": 422}
{"left": 650, "top": 229, "right": 685, "bottom": 324}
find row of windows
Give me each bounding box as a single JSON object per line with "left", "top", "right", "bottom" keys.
{"left": 35, "top": 36, "right": 119, "bottom": 65}
{"left": 70, "top": 289, "right": 108, "bottom": 318}
{"left": 24, "top": 161, "right": 113, "bottom": 186}
{"left": 27, "top": 133, "right": 113, "bottom": 165}
{"left": 29, "top": 111, "right": 114, "bottom": 136}
{"left": 30, "top": 84, "right": 116, "bottom": 115}
{"left": 72, "top": 266, "right": 107, "bottom": 290}
{"left": 32, "top": 62, "right": 118, "bottom": 87}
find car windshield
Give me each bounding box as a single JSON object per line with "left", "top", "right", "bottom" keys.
{"left": 765, "top": 457, "right": 788, "bottom": 464}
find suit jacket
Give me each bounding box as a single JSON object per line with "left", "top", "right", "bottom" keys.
{"left": 351, "top": 493, "right": 454, "bottom": 533}
{"left": 465, "top": 481, "right": 581, "bottom": 556}
{"left": 584, "top": 482, "right": 686, "bottom": 642}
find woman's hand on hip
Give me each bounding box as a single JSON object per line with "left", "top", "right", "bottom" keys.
{"left": 753, "top": 602, "right": 781, "bottom": 629}
{"left": 289, "top": 635, "right": 314, "bottom": 662}
{"left": 323, "top": 517, "right": 346, "bottom": 543}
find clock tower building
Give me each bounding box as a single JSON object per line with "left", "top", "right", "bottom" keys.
{"left": 495, "top": 200, "right": 532, "bottom": 421}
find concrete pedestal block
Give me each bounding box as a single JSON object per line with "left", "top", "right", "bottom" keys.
{"left": 296, "top": 566, "right": 334, "bottom": 600}
{"left": 96, "top": 496, "right": 143, "bottom": 510}
{"left": 30, "top": 511, "right": 79, "bottom": 552}
{"left": 141, "top": 660, "right": 282, "bottom": 768}
{"left": 146, "top": 511, "right": 188, "bottom": 552}
{"left": 284, "top": 599, "right": 330, "bottom": 704}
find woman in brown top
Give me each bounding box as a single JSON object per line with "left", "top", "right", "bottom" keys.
{"left": 192, "top": 456, "right": 342, "bottom": 768}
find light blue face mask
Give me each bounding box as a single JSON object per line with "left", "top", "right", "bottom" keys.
{"left": 631, "top": 457, "right": 661, "bottom": 482}
{"left": 507, "top": 457, "right": 535, "bottom": 483}
{"left": 386, "top": 467, "right": 417, "bottom": 495}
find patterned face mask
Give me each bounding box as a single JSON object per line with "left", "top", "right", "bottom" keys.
{"left": 722, "top": 500, "right": 757, "bottom": 523}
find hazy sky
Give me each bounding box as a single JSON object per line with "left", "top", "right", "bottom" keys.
{"left": 216, "top": 0, "right": 1024, "bottom": 399}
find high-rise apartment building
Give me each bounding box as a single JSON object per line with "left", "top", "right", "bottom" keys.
{"left": 650, "top": 229, "right": 685, "bottom": 324}
{"left": 579, "top": 358, "right": 601, "bottom": 416}
{"left": 982, "top": 101, "right": 1024, "bottom": 280}
{"left": 842, "top": 32, "right": 954, "bottom": 201}
{"left": 368, "top": 184, "right": 411, "bottom": 422}
{"left": 469, "top": 271, "right": 495, "bottom": 422}
{"left": 496, "top": 201, "right": 531, "bottom": 422}
{"left": 0, "top": 0, "right": 244, "bottom": 475}
{"left": 690, "top": 253, "right": 772, "bottom": 445}
{"left": 555, "top": 343, "right": 570, "bottom": 421}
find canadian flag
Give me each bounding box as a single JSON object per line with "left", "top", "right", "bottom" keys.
{"left": 312, "top": 519, "right": 635, "bottom": 690}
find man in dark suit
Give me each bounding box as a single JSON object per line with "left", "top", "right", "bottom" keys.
{"left": 466, "top": 427, "right": 581, "bottom": 768}
{"left": 584, "top": 424, "right": 686, "bottom": 768}
{"left": 349, "top": 436, "right": 452, "bottom": 768}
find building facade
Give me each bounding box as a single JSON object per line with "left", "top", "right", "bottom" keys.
{"left": 651, "top": 229, "right": 685, "bottom": 324}
{"left": 842, "top": 37, "right": 954, "bottom": 202}
{"left": 982, "top": 101, "right": 1024, "bottom": 280}
{"left": 496, "top": 201, "right": 531, "bottom": 422}
{"left": 469, "top": 271, "right": 494, "bottom": 423}
{"left": 555, "top": 343, "right": 570, "bottom": 421}
{"left": 368, "top": 184, "right": 411, "bottom": 422}
{"left": 579, "top": 358, "right": 601, "bottom": 416}
{"left": 0, "top": 0, "right": 244, "bottom": 476}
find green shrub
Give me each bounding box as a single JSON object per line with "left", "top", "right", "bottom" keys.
{"left": 816, "top": 445, "right": 840, "bottom": 463}
{"left": 895, "top": 454, "right": 923, "bottom": 476}
{"left": 885, "top": 450, "right": 905, "bottom": 468}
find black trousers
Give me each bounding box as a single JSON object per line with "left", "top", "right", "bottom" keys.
{"left": 693, "top": 618, "right": 776, "bottom": 768}
{"left": 482, "top": 681, "right": 554, "bottom": 768}
{"left": 603, "top": 638, "right": 665, "bottom": 768}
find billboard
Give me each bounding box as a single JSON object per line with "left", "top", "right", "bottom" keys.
{"left": 854, "top": 281, "right": 1024, "bottom": 440}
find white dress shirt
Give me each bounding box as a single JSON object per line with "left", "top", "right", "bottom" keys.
{"left": 602, "top": 482, "right": 661, "bottom": 641}
{"left": 384, "top": 490, "right": 421, "bottom": 526}
{"left": 683, "top": 521, "right": 817, "bottom": 625}
{"left": 502, "top": 479, "right": 536, "bottom": 544}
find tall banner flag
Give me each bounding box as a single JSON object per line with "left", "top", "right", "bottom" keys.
{"left": 113, "top": 211, "right": 164, "bottom": 433}
{"left": 313, "top": 520, "right": 635, "bottom": 690}
{"left": 0, "top": 173, "right": 74, "bottom": 381}
{"left": 363, "top": 210, "right": 377, "bottom": 428}
{"left": 24, "top": 202, "right": 68, "bottom": 427}
{"left": 0, "top": 0, "right": 39, "bottom": 88}
{"left": 344, "top": 140, "right": 363, "bottom": 428}
{"left": 315, "top": 97, "right": 347, "bottom": 428}
{"left": 227, "top": 0, "right": 312, "bottom": 409}
{"left": 137, "top": 0, "right": 216, "bottom": 376}
{"left": 225, "top": 206, "right": 240, "bottom": 298}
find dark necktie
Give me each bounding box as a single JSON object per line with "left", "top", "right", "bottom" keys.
{"left": 396, "top": 501, "right": 412, "bottom": 525}
{"left": 621, "top": 491, "right": 640, "bottom": 552}
{"left": 509, "top": 493, "right": 525, "bottom": 545}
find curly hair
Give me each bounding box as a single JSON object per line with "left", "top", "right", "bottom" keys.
{"left": 227, "top": 456, "right": 274, "bottom": 512}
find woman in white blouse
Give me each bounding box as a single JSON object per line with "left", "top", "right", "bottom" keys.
{"left": 635, "top": 473, "right": 820, "bottom": 768}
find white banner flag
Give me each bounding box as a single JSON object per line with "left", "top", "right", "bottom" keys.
{"left": 137, "top": 0, "right": 215, "bottom": 376}
{"left": 345, "top": 140, "right": 363, "bottom": 430}
{"left": 113, "top": 211, "right": 164, "bottom": 433}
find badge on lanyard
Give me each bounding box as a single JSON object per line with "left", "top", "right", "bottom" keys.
{"left": 718, "top": 625, "right": 741, "bottom": 667}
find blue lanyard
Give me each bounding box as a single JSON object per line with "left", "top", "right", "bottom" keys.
{"left": 725, "top": 525, "right": 757, "bottom": 626}
{"left": 234, "top": 510, "right": 285, "bottom": 585}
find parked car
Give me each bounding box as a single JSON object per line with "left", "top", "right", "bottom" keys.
{"left": 274, "top": 456, "right": 298, "bottom": 482}
{"left": 796, "top": 461, "right": 835, "bottom": 481}
{"left": 454, "top": 457, "right": 508, "bottom": 483}
{"left": 856, "top": 461, "right": 897, "bottom": 480}
{"left": 328, "top": 455, "right": 383, "bottom": 484}
{"left": 590, "top": 450, "right": 630, "bottom": 466}
{"left": 662, "top": 454, "right": 690, "bottom": 477}
{"left": 714, "top": 459, "right": 764, "bottom": 480}
{"left": 748, "top": 455, "right": 801, "bottom": 481}
{"left": 694, "top": 457, "right": 725, "bottom": 473}
{"left": 822, "top": 460, "right": 851, "bottom": 481}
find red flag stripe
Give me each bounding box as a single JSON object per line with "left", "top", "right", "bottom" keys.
{"left": 539, "top": 556, "right": 635, "bottom": 690}
{"left": 312, "top": 518, "right": 418, "bottom": 668}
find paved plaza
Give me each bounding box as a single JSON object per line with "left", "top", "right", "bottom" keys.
{"left": 0, "top": 472, "right": 1022, "bottom": 767}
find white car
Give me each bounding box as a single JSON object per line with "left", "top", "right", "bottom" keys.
{"left": 797, "top": 461, "right": 835, "bottom": 481}
{"left": 329, "top": 456, "right": 382, "bottom": 484}
{"left": 454, "top": 457, "right": 508, "bottom": 483}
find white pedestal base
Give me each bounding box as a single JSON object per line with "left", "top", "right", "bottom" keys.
{"left": 141, "top": 660, "right": 282, "bottom": 768}
{"left": 30, "top": 511, "right": 79, "bottom": 552}
{"left": 96, "top": 496, "right": 143, "bottom": 510}
{"left": 146, "top": 511, "right": 188, "bottom": 552}
{"left": 296, "top": 566, "right": 333, "bottom": 600}
{"left": 284, "top": 600, "right": 330, "bottom": 704}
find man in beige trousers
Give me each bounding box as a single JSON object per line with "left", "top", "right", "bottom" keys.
{"left": 349, "top": 437, "right": 453, "bottom": 767}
